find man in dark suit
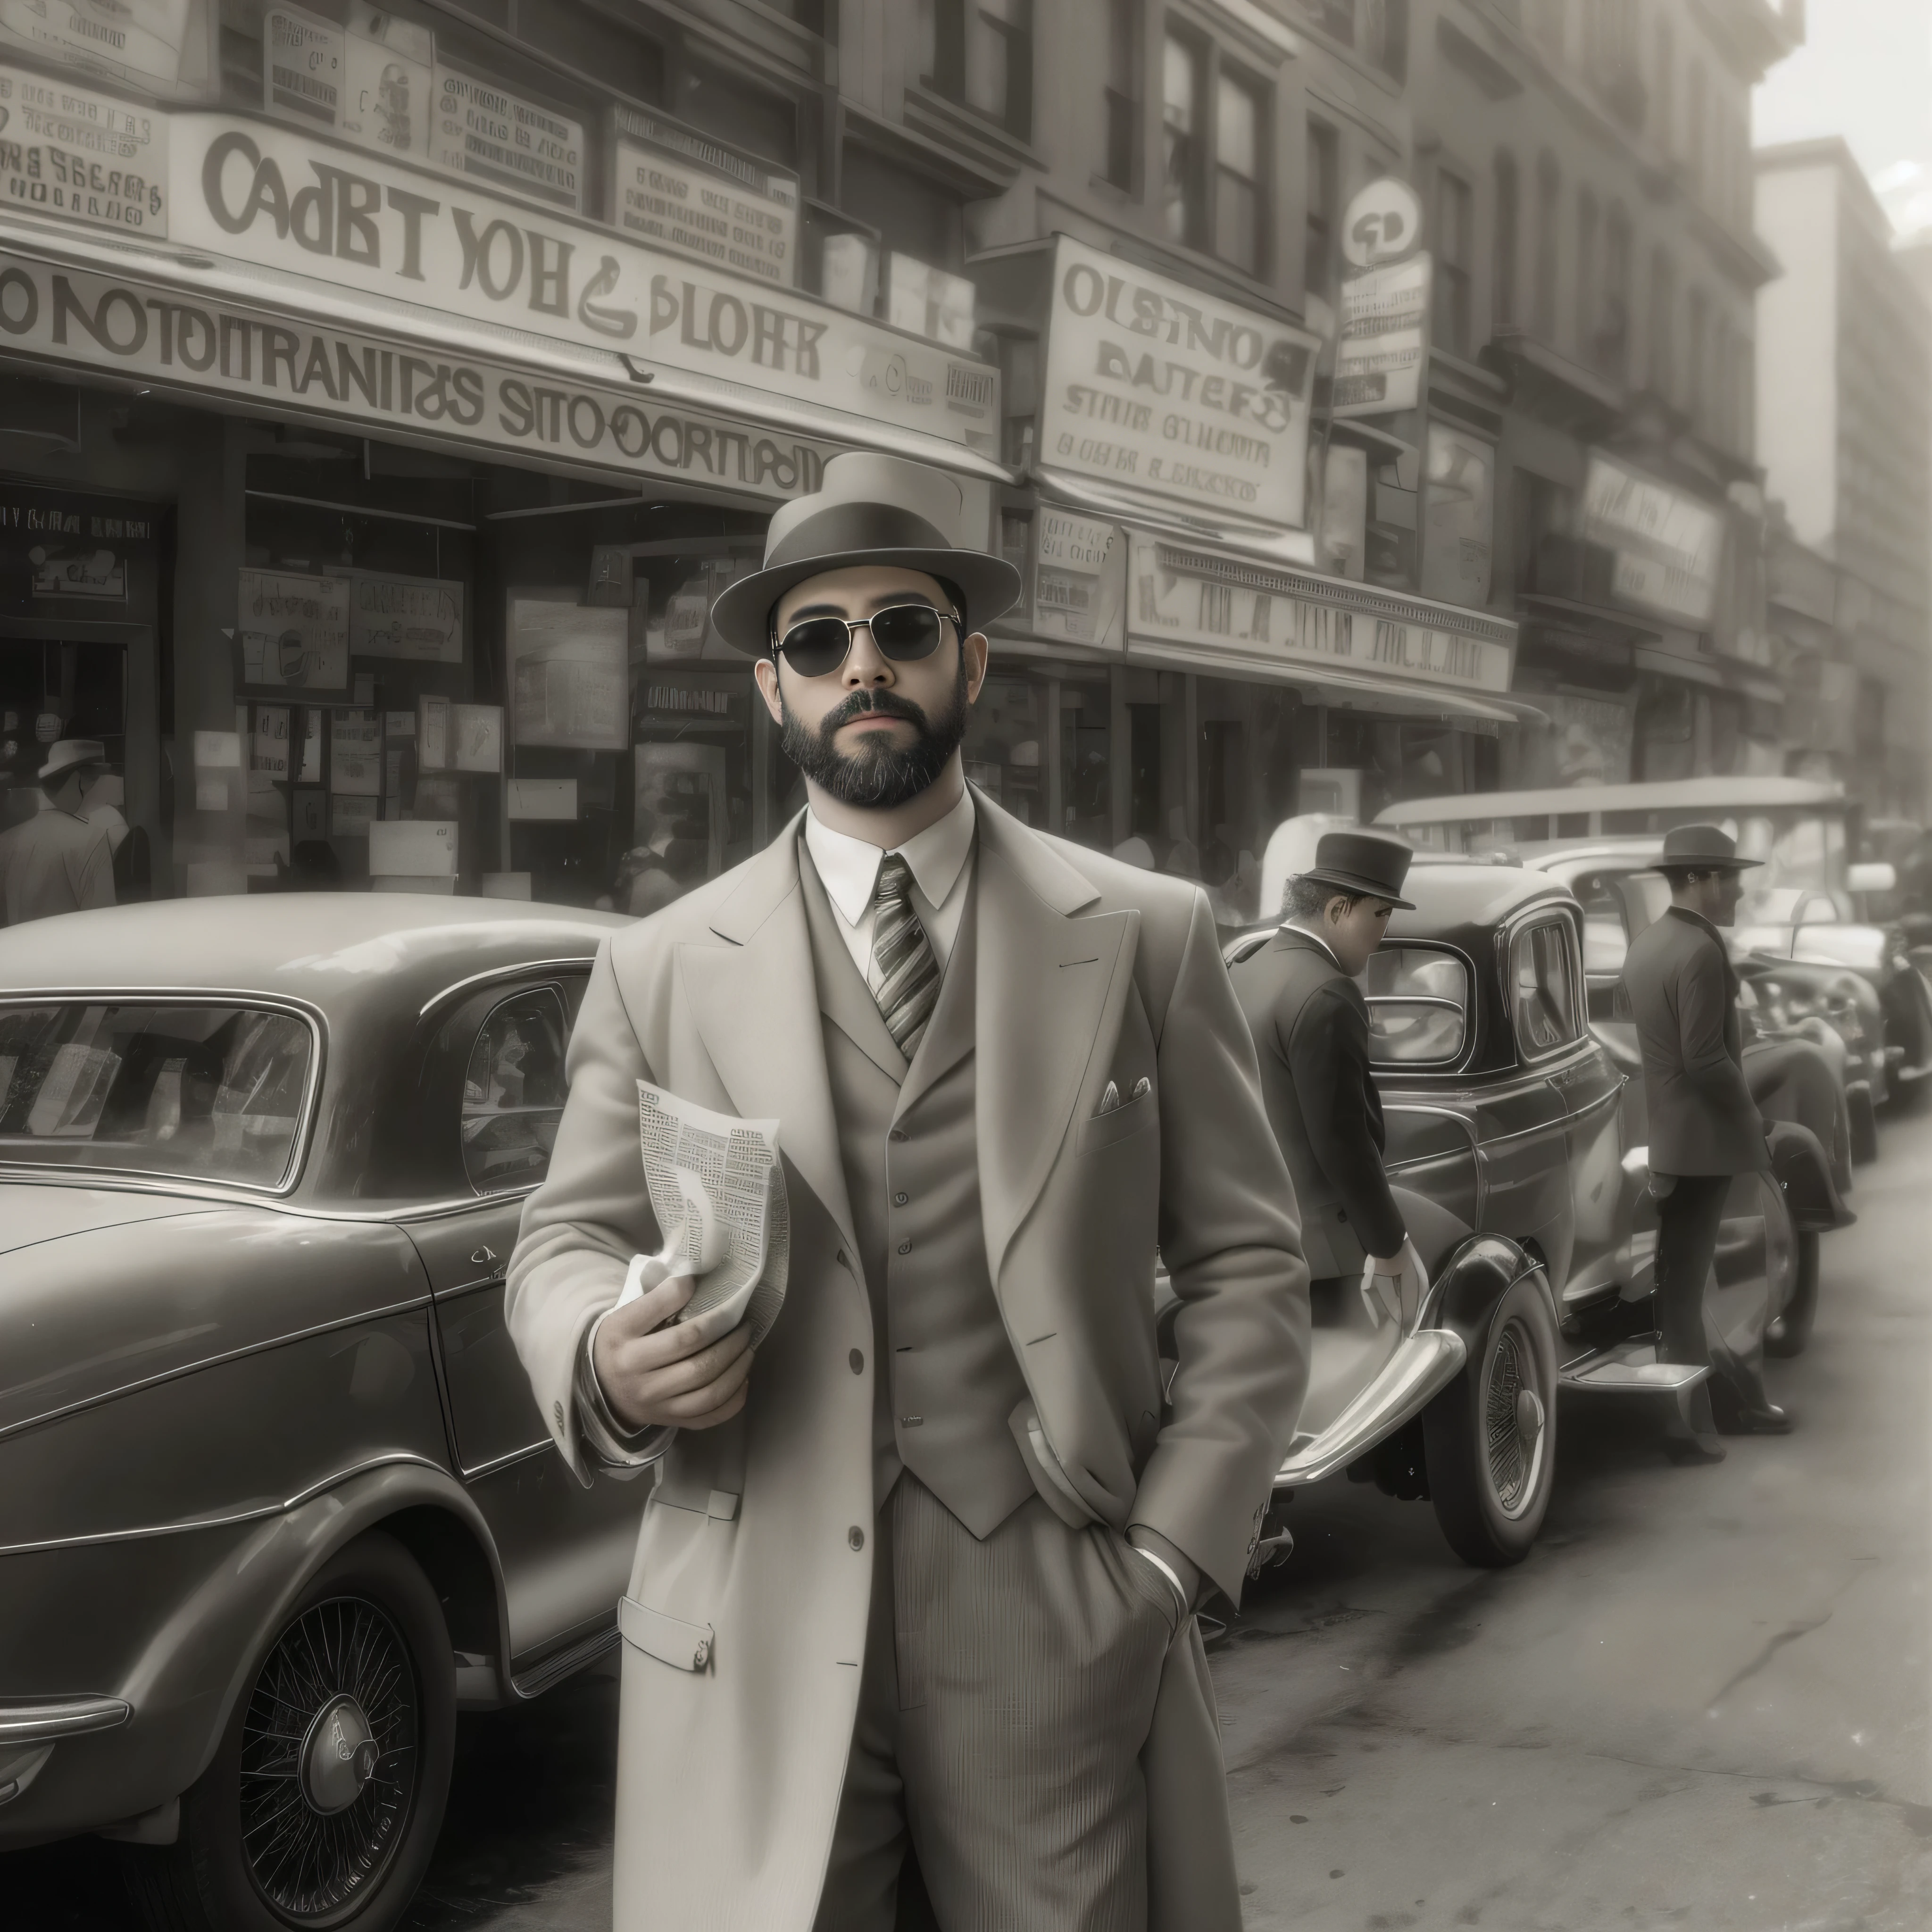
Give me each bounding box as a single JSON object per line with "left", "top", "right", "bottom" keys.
{"left": 1231, "top": 831, "right": 1428, "bottom": 1326}
{"left": 1623, "top": 823, "right": 1792, "bottom": 1461}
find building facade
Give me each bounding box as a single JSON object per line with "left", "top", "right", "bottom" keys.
{"left": 0, "top": 0, "right": 1814, "bottom": 924}
{"left": 1759, "top": 139, "right": 1932, "bottom": 820}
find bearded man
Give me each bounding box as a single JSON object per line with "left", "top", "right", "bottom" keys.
{"left": 507, "top": 451, "right": 1309, "bottom": 1932}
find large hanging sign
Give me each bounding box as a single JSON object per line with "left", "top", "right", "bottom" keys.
{"left": 1580, "top": 452, "right": 1724, "bottom": 626}
{"left": 1332, "top": 254, "right": 1430, "bottom": 417}
{"left": 160, "top": 115, "right": 996, "bottom": 452}
{"left": 0, "top": 0, "right": 216, "bottom": 102}
{"left": 610, "top": 103, "right": 797, "bottom": 288}
{"left": 0, "top": 255, "right": 833, "bottom": 500}
{"left": 1038, "top": 234, "right": 1319, "bottom": 529}
{"left": 0, "top": 67, "right": 167, "bottom": 235}
{"left": 1128, "top": 533, "right": 1514, "bottom": 694}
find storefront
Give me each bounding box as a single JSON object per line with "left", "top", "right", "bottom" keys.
{"left": 0, "top": 20, "right": 1005, "bottom": 907}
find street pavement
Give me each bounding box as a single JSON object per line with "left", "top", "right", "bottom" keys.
{"left": 11, "top": 1105, "right": 1932, "bottom": 1932}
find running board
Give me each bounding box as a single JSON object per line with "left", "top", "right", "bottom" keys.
{"left": 1561, "top": 1340, "right": 1711, "bottom": 1394}
{"left": 510, "top": 1622, "right": 620, "bottom": 1700}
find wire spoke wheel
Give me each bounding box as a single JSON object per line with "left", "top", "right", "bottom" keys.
{"left": 238, "top": 1597, "right": 420, "bottom": 1924}
{"left": 1482, "top": 1320, "right": 1541, "bottom": 1517}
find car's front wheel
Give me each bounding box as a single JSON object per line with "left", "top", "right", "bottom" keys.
{"left": 125, "top": 1532, "right": 456, "bottom": 1932}
{"left": 1423, "top": 1272, "right": 1559, "bottom": 1567}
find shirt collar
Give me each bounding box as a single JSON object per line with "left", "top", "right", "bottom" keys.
{"left": 804, "top": 786, "right": 977, "bottom": 925}
{"left": 1666, "top": 904, "right": 1721, "bottom": 942}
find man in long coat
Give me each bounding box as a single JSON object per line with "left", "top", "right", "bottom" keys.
{"left": 1623, "top": 822, "right": 1792, "bottom": 1459}
{"left": 507, "top": 451, "right": 1310, "bottom": 1931}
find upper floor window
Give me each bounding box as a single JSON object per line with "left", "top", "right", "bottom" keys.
{"left": 920, "top": 0, "right": 1034, "bottom": 141}
{"left": 1533, "top": 154, "right": 1561, "bottom": 341}
{"left": 1600, "top": 205, "right": 1632, "bottom": 381}
{"left": 1493, "top": 151, "right": 1519, "bottom": 330}
{"left": 1162, "top": 29, "right": 1270, "bottom": 275}
{"left": 1648, "top": 247, "right": 1676, "bottom": 400}
{"left": 1102, "top": 0, "right": 1140, "bottom": 190}
{"left": 1363, "top": 0, "right": 1408, "bottom": 83}
{"left": 1436, "top": 167, "right": 1474, "bottom": 358}
{"left": 1162, "top": 29, "right": 1207, "bottom": 249}
{"left": 1307, "top": 119, "right": 1341, "bottom": 302}
{"left": 1215, "top": 68, "right": 1266, "bottom": 275}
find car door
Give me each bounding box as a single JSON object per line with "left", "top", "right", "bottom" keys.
{"left": 404, "top": 973, "right": 642, "bottom": 1682}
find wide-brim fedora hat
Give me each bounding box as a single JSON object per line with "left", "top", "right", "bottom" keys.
{"left": 1658, "top": 823, "right": 1761, "bottom": 870}
{"left": 38, "top": 737, "right": 108, "bottom": 784}
{"left": 709, "top": 451, "right": 1022, "bottom": 657}
{"left": 1297, "top": 829, "right": 1416, "bottom": 910}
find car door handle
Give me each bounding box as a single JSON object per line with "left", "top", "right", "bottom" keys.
{"left": 471, "top": 1246, "right": 499, "bottom": 1267}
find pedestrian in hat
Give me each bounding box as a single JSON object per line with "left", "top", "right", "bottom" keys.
{"left": 1231, "top": 830, "right": 1451, "bottom": 1341}
{"left": 1622, "top": 823, "right": 1792, "bottom": 1460}
{"left": 505, "top": 451, "right": 1309, "bottom": 1932}
{"left": 0, "top": 737, "right": 116, "bottom": 926}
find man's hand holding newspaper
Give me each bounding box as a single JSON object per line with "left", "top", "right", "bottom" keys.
{"left": 591, "top": 1083, "right": 791, "bottom": 1436}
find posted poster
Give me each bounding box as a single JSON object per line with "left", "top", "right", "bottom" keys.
{"left": 329, "top": 708, "right": 382, "bottom": 796}
{"left": 339, "top": 6, "right": 433, "bottom": 159}
{"left": 238, "top": 570, "right": 350, "bottom": 697}
{"left": 508, "top": 597, "right": 626, "bottom": 749}
{"left": 431, "top": 67, "right": 583, "bottom": 212}
{"left": 263, "top": 5, "right": 341, "bottom": 130}
{"left": 1032, "top": 510, "right": 1124, "bottom": 647}
{"left": 0, "top": 67, "right": 168, "bottom": 237}
{"left": 452, "top": 702, "right": 503, "bottom": 773}
{"left": 0, "top": 0, "right": 215, "bottom": 102}
{"left": 252, "top": 704, "right": 291, "bottom": 777}
{"left": 350, "top": 573, "right": 464, "bottom": 663}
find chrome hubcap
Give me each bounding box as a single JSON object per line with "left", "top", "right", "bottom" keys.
{"left": 300, "top": 1695, "right": 379, "bottom": 1816}
{"left": 1484, "top": 1319, "right": 1546, "bottom": 1519}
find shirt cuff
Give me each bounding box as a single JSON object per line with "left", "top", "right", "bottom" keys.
{"left": 574, "top": 1307, "right": 675, "bottom": 1476}
{"left": 1126, "top": 1524, "right": 1199, "bottom": 1615}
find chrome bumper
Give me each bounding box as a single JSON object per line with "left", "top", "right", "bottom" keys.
{"left": 1273, "top": 1328, "right": 1467, "bottom": 1490}
{"left": 0, "top": 1696, "right": 131, "bottom": 1746}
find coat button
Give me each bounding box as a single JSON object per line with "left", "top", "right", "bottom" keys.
{"left": 897, "top": 1241, "right": 911, "bottom": 1255}
{"left": 849, "top": 1348, "right": 864, "bottom": 1374}
{"left": 849, "top": 1525, "right": 866, "bottom": 1550}
{"left": 894, "top": 1191, "right": 908, "bottom": 1206}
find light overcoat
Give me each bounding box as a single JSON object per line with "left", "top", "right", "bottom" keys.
{"left": 506, "top": 793, "right": 1310, "bottom": 1931}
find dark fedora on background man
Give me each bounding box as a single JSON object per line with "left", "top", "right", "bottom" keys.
{"left": 1622, "top": 822, "right": 1791, "bottom": 1460}
{"left": 507, "top": 450, "right": 1310, "bottom": 1931}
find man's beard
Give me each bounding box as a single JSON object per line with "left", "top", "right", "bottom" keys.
{"left": 781, "top": 657, "right": 971, "bottom": 810}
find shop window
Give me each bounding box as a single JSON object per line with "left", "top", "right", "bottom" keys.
{"left": 1058, "top": 677, "right": 1113, "bottom": 850}
{"left": 1364, "top": 0, "right": 1408, "bottom": 83}
{"left": 1128, "top": 700, "right": 1163, "bottom": 842}
{"left": 1435, "top": 167, "right": 1474, "bottom": 358}
{"left": 1102, "top": 0, "right": 1141, "bottom": 190}
{"left": 963, "top": 670, "right": 1047, "bottom": 829}
{"left": 841, "top": 145, "right": 966, "bottom": 274}
{"left": 919, "top": 0, "right": 1034, "bottom": 140}
{"left": 461, "top": 987, "right": 568, "bottom": 1192}
{"left": 1306, "top": 120, "right": 1340, "bottom": 304}
{"left": 678, "top": 64, "right": 799, "bottom": 171}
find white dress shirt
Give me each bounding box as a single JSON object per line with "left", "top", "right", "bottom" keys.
{"left": 803, "top": 787, "right": 976, "bottom": 989}
{"left": 1282, "top": 920, "right": 1345, "bottom": 971}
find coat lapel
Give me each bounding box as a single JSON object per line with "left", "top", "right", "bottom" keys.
{"left": 679, "top": 815, "right": 859, "bottom": 1261}
{"left": 971, "top": 794, "right": 1137, "bottom": 1282}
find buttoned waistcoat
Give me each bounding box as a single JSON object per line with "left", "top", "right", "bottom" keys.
{"left": 505, "top": 791, "right": 1310, "bottom": 1932}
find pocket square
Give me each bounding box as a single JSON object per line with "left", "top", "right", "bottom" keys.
{"left": 1096, "top": 1080, "right": 1120, "bottom": 1116}
{"left": 1131, "top": 1076, "right": 1151, "bottom": 1102}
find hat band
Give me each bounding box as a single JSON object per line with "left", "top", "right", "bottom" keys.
{"left": 764, "top": 502, "right": 955, "bottom": 572}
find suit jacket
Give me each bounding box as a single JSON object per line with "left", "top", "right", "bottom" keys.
{"left": 1231, "top": 926, "right": 1406, "bottom": 1278}
{"left": 1623, "top": 905, "right": 1769, "bottom": 1176}
{"left": 505, "top": 792, "right": 1309, "bottom": 1932}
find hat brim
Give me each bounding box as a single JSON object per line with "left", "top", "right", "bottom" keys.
{"left": 709, "top": 548, "right": 1023, "bottom": 657}
{"left": 1656, "top": 855, "right": 1763, "bottom": 871}
{"left": 1298, "top": 865, "right": 1415, "bottom": 911}
{"left": 37, "top": 752, "right": 107, "bottom": 783}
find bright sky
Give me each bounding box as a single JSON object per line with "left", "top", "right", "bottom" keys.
{"left": 1753, "top": 0, "right": 1932, "bottom": 235}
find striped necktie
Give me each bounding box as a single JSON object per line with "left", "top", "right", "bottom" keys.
{"left": 870, "top": 852, "right": 939, "bottom": 1058}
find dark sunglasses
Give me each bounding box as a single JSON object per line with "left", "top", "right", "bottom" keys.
{"left": 771, "top": 602, "right": 959, "bottom": 679}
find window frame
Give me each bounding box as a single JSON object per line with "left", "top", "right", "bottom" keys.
{"left": 1212, "top": 61, "right": 1269, "bottom": 277}
{"left": 1364, "top": 940, "right": 1478, "bottom": 1073}
{"left": 459, "top": 982, "right": 574, "bottom": 1198}
{"left": 1160, "top": 20, "right": 1273, "bottom": 281}
{"left": 1434, "top": 163, "right": 1474, "bottom": 358}
{"left": 0, "top": 992, "right": 325, "bottom": 1198}
{"left": 1501, "top": 910, "right": 1587, "bottom": 1066}
{"left": 1101, "top": 0, "right": 1141, "bottom": 192}
{"left": 1306, "top": 117, "right": 1341, "bottom": 303}
{"left": 920, "top": 0, "right": 1035, "bottom": 142}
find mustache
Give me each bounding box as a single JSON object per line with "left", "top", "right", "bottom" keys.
{"left": 818, "top": 687, "right": 931, "bottom": 735}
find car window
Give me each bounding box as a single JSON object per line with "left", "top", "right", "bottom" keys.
{"left": 1509, "top": 919, "right": 1581, "bottom": 1058}
{"left": 461, "top": 987, "right": 569, "bottom": 1193}
{"left": 1364, "top": 946, "right": 1470, "bottom": 1065}
{"left": 1568, "top": 870, "right": 1633, "bottom": 977}
{"left": 0, "top": 1002, "right": 312, "bottom": 1187}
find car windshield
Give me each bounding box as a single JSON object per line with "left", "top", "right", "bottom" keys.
{"left": 1365, "top": 947, "right": 1470, "bottom": 1065}
{"left": 0, "top": 1002, "right": 313, "bottom": 1187}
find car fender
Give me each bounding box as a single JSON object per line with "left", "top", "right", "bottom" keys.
{"left": 1418, "top": 1232, "right": 1556, "bottom": 1344}
{"left": 1766, "top": 1119, "right": 1853, "bottom": 1233}
{"left": 114, "top": 1456, "right": 513, "bottom": 1817}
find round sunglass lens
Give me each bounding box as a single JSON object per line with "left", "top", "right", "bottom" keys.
{"left": 868, "top": 606, "right": 945, "bottom": 660}
{"left": 780, "top": 618, "right": 854, "bottom": 677}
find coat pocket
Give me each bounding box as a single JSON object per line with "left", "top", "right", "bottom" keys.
{"left": 619, "top": 1595, "right": 715, "bottom": 1673}
{"left": 1077, "top": 1088, "right": 1156, "bottom": 1156}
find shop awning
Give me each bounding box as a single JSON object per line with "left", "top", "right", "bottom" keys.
{"left": 1634, "top": 644, "right": 1784, "bottom": 707}
{"left": 1033, "top": 466, "right": 1318, "bottom": 568}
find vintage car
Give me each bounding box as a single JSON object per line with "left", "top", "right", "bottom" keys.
{"left": 1224, "top": 859, "right": 1846, "bottom": 1572}
{"left": 0, "top": 894, "right": 641, "bottom": 1931}
{"left": 1378, "top": 776, "right": 1932, "bottom": 1118}
{"left": 1522, "top": 841, "right": 1874, "bottom": 1179}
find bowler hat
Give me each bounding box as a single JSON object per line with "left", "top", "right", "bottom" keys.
{"left": 709, "top": 451, "right": 1022, "bottom": 657}
{"left": 1298, "top": 830, "right": 1416, "bottom": 909}
{"left": 1657, "top": 823, "right": 1761, "bottom": 871}
{"left": 38, "top": 737, "right": 108, "bottom": 785}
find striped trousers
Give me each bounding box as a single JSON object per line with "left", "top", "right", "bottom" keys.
{"left": 813, "top": 1472, "right": 1180, "bottom": 1932}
